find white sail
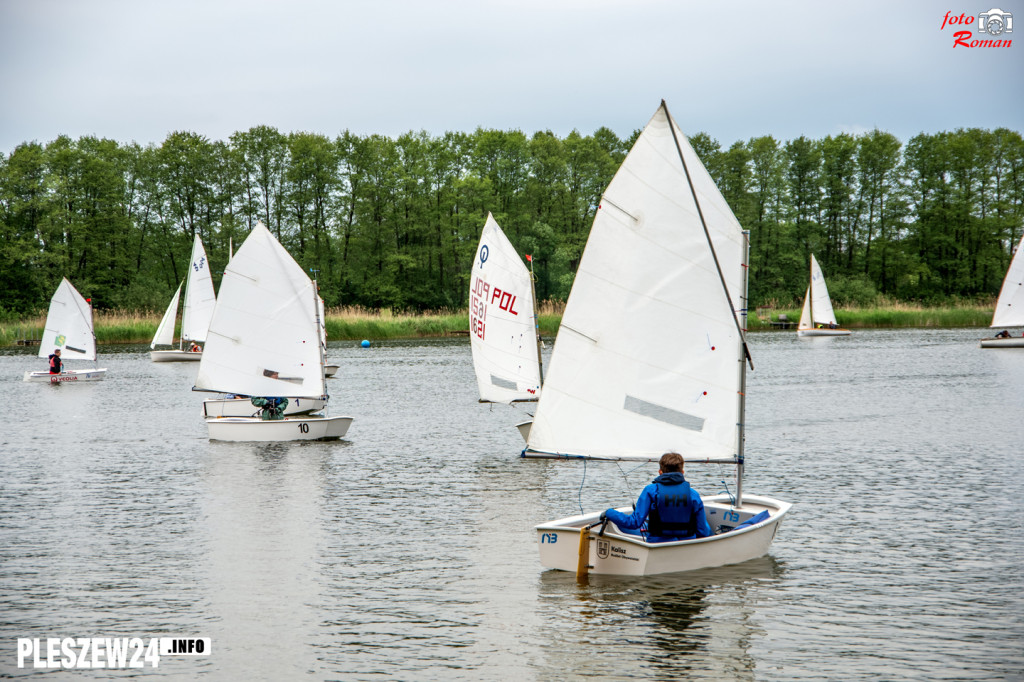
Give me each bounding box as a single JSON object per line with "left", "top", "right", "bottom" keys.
{"left": 151, "top": 282, "right": 182, "bottom": 348}
{"left": 195, "top": 222, "right": 325, "bottom": 398}
{"left": 182, "top": 234, "right": 217, "bottom": 342}
{"left": 470, "top": 213, "right": 542, "bottom": 403}
{"left": 808, "top": 254, "right": 838, "bottom": 326}
{"left": 991, "top": 234, "right": 1024, "bottom": 328}
{"left": 797, "top": 284, "right": 813, "bottom": 330}
{"left": 526, "top": 105, "right": 746, "bottom": 461}
{"left": 37, "top": 278, "right": 96, "bottom": 362}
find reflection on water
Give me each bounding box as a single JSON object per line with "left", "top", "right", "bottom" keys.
{"left": 1, "top": 331, "right": 1022, "bottom": 679}
{"left": 536, "top": 557, "right": 780, "bottom": 680}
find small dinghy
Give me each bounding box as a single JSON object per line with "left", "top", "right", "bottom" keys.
{"left": 194, "top": 222, "right": 352, "bottom": 441}
{"left": 523, "top": 101, "right": 790, "bottom": 577}
{"left": 151, "top": 235, "right": 216, "bottom": 361}
{"left": 24, "top": 278, "right": 107, "bottom": 383}
{"left": 469, "top": 213, "right": 543, "bottom": 440}
{"left": 796, "top": 254, "right": 850, "bottom": 337}
{"left": 980, "top": 234, "right": 1024, "bottom": 348}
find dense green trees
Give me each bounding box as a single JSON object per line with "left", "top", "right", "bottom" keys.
{"left": 1, "top": 125, "right": 1021, "bottom": 318}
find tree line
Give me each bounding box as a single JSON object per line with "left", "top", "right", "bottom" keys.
{"left": 1, "top": 124, "right": 1021, "bottom": 318}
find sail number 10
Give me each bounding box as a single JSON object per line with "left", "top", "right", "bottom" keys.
{"left": 297, "top": 423, "right": 309, "bottom": 434}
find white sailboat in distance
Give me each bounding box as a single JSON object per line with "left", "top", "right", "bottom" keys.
{"left": 151, "top": 234, "right": 217, "bottom": 361}
{"left": 796, "top": 254, "right": 850, "bottom": 337}
{"left": 194, "top": 222, "right": 352, "bottom": 441}
{"left": 526, "top": 101, "right": 790, "bottom": 577}
{"left": 980, "top": 233, "right": 1024, "bottom": 348}
{"left": 24, "top": 278, "right": 107, "bottom": 383}
{"left": 470, "top": 212, "right": 543, "bottom": 402}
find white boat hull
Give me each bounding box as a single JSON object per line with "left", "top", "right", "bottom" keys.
{"left": 980, "top": 336, "right": 1024, "bottom": 348}
{"left": 536, "top": 494, "right": 791, "bottom": 576}
{"left": 23, "top": 369, "right": 107, "bottom": 383}
{"left": 206, "top": 415, "right": 353, "bottom": 442}
{"left": 797, "top": 328, "right": 851, "bottom": 337}
{"left": 324, "top": 364, "right": 339, "bottom": 377}
{"left": 151, "top": 349, "right": 203, "bottom": 362}
{"left": 202, "top": 396, "right": 328, "bottom": 418}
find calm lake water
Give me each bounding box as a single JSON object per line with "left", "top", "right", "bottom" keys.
{"left": 1, "top": 328, "right": 1021, "bottom": 680}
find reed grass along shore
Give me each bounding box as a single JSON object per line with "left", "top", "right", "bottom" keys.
{"left": 0, "top": 302, "right": 997, "bottom": 347}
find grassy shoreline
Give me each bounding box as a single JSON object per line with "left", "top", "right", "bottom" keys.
{"left": 0, "top": 303, "right": 995, "bottom": 347}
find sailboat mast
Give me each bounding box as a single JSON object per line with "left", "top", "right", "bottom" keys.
{"left": 313, "top": 280, "right": 328, "bottom": 402}
{"left": 530, "top": 257, "right": 544, "bottom": 383}
{"left": 736, "top": 231, "right": 750, "bottom": 507}
{"left": 808, "top": 258, "right": 814, "bottom": 328}
{"left": 180, "top": 246, "right": 193, "bottom": 350}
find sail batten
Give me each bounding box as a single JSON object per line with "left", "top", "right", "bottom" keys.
{"left": 525, "top": 105, "right": 746, "bottom": 461}
{"left": 991, "top": 234, "right": 1024, "bottom": 328}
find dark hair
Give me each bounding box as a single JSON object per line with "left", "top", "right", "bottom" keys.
{"left": 659, "top": 452, "right": 684, "bottom": 472}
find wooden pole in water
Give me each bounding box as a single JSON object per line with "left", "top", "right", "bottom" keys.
{"left": 576, "top": 527, "right": 591, "bottom": 579}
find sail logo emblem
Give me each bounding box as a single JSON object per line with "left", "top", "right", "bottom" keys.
{"left": 940, "top": 8, "right": 1013, "bottom": 47}
{"left": 478, "top": 244, "right": 489, "bottom": 268}
{"left": 193, "top": 256, "right": 206, "bottom": 272}
{"left": 596, "top": 539, "right": 610, "bottom": 559}
{"left": 55, "top": 334, "right": 66, "bottom": 346}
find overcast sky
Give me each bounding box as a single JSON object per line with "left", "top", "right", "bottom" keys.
{"left": 1, "top": 0, "right": 1021, "bottom": 154}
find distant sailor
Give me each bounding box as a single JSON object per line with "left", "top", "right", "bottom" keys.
{"left": 48, "top": 348, "right": 62, "bottom": 374}
{"left": 601, "top": 452, "right": 712, "bottom": 542}
{"left": 188, "top": 341, "right": 202, "bottom": 352}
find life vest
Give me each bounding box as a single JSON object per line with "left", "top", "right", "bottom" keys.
{"left": 647, "top": 481, "right": 698, "bottom": 539}
{"left": 49, "top": 354, "right": 62, "bottom": 374}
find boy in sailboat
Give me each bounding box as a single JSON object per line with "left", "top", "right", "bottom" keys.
{"left": 48, "top": 349, "right": 62, "bottom": 374}
{"left": 601, "top": 453, "right": 712, "bottom": 542}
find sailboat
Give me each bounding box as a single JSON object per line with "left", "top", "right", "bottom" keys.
{"left": 980, "top": 233, "right": 1024, "bottom": 348}
{"left": 151, "top": 234, "right": 217, "bottom": 361}
{"left": 24, "top": 278, "right": 107, "bottom": 383}
{"left": 470, "top": 213, "right": 543, "bottom": 418}
{"left": 194, "top": 222, "right": 352, "bottom": 441}
{"left": 796, "top": 254, "right": 850, "bottom": 337}
{"left": 525, "top": 101, "right": 790, "bottom": 577}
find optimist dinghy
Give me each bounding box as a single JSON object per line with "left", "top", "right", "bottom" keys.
{"left": 24, "top": 278, "right": 107, "bottom": 383}
{"left": 194, "top": 222, "right": 352, "bottom": 441}
{"left": 524, "top": 101, "right": 791, "bottom": 577}
{"left": 151, "top": 235, "right": 217, "bottom": 361}
{"left": 469, "top": 213, "right": 544, "bottom": 438}
{"left": 980, "top": 234, "right": 1024, "bottom": 348}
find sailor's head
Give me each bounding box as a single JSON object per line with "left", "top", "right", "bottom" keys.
{"left": 659, "top": 452, "right": 684, "bottom": 474}
{"left": 54, "top": 349, "right": 61, "bottom": 355}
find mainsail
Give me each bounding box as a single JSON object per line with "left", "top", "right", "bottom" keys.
{"left": 470, "top": 213, "right": 542, "bottom": 403}
{"left": 195, "top": 222, "right": 325, "bottom": 398}
{"left": 526, "top": 104, "right": 747, "bottom": 462}
{"left": 798, "top": 254, "right": 839, "bottom": 328}
{"left": 991, "top": 234, "right": 1024, "bottom": 328}
{"left": 38, "top": 278, "right": 97, "bottom": 362}
{"left": 151, "top": 282, "right": 182, "bottom": 348}
{"left": 182, "top": 235, "right": 217, "bottom": 343}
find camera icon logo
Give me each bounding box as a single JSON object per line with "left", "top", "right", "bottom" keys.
{"left": 978, "top": 8, "right": 1013, "bottom": 35}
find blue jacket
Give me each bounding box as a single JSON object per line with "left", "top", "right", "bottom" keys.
{"left": 604, "top": 472, "right": 712, "bottom": 542}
